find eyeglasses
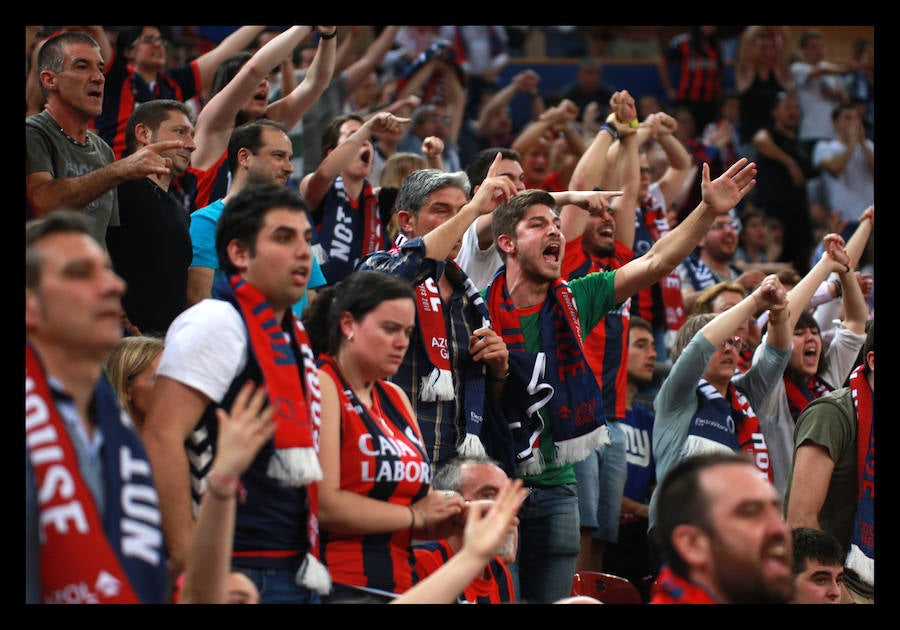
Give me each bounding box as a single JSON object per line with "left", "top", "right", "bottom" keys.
{"left": 720, "top": 335, "right": 744, "bottom": 351}
{"left": 131, "top": 35, "right": 166, "bottom": 47}
{"left": 710, "top": 219, "right": 741, "bottom": 232}
{"left": 426, "top": 114, "right": 452, "bottom": 125}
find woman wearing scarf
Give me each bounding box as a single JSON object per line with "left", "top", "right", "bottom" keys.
{"left": 303, "top": 271, "right": 465, "bottom": 603}
{"left": 752, "top": 219, "right": 871, "bottom": 498}
{"left": 647, "top": 272, "right": 792, "bottom": 570}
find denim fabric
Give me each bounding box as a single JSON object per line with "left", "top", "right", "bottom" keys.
{"left": 508, "top": 483, "right": 580, "bottom": 603}
{"left": 238, "top": 567, "right": 322, "bottom": 605}
{"left": 574, "top": 420, "right": 628, "bottom": 542}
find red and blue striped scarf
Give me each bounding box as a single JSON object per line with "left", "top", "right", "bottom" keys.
{"left": 783, "top": 373, "right": 833, "bottom": 422}
{"left": 846, "top": 365, "right": 874, "bottom": 587}
{"left": 25, "top": 342, "right": 167, "bottom": 603}
{"left": 222, "top": 274, "right": 331, "bottom": 594}
{"left": 486, "top": 271, "right": 608, "bottom": 475}
{"left": 686, "top": 379, "right": 772, "bottom": 482}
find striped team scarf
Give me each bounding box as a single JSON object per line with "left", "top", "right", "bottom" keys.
{"left": 222, "top": 274, "right": 323, "bottom": 487}
{"left": 390, "top": 234, "right": 491, "bottom": 457}
{"left": 219, "top": 274, "right": 331, "bottom": 594}
{"left": 685, "top": 379, "right": 772, "bottom": 482}
{"left": 783, "top": 373, "right": 833, "bottom": 422}
{"left": 25, "top": 342, "right": 167, "bottom": 603}
{"left": 846, "top": 365, "right": 874, "bottom": 588}
{"left": 486, "top": 270, "right": 608, "bottom": 475}
{"left": 312, "top": 176, "right": 383, "bottom": 283}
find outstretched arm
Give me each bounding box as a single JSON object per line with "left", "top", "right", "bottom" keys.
{"left": 613, "top": 158, "right": 757, "bottom": 303}
{"left": 26, "top": 140, "right": 183, "bottom": 217}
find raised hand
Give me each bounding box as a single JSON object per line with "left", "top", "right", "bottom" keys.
{"left": 701, "top": 158, "right": 757, "bottom": 215}
{"left": 212, "top": 380, "right": 274, "bottom": 480}
{"left": 469, "top": 152, "right": 519, "bottom": 214}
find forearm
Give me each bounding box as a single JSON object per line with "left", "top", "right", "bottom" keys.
{"left": 568, "top": 128, "right": 615, "bottom": 192}
{"left": 786, "top": 256, "right": 836, "bottom": 329}
{"left": 844, "top": 212, "right": 873, "bottom": 268}
{"left": 318, "top": 489, "right": 419, "bottom": 536}
{"left": 423, "top": 204, "right": 480, "bottom": 260}
{"left": 836, "top": 267, "right": 867, "bottom": 334}
{"left": 27, "top": 165, "right": 125, "bottom": 216}
{"left": 142, "top": 433, "right": 195, "bottom": 574}
{"left": 179, "top": 482, "right": 236, "bottom": 604}
{"left": 391, "top": 547, "right": 486, "bottom": 604}
{"left": 657, "top": 132, "right": 692, "bottom": 170}
{"left": 648, "top": 199, "right": 714, "bottom": 267}
{"left": 700, "top": 290, "right": 761, "bottom": 345}
{"left": 197, "top": 26, "right": 267, "bottom": 90}
{"left": 269, "top": 37, "right": 335, "bottom": 128}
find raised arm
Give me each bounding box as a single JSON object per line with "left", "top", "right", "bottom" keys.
{"left": 475, "top": 69, "right": 541, "bottom": 136}
{"left": 193, "top": 26, "right": 267, "bottom": 94}
{"left": 511, "top": 99, "right": 579, "bottom": 157}
{"left": 783, "top": 233, "right": 853, "bottom": 332}
{"left": 299, "top": 111, "right": 410, "bottom": 210}
{"left": 700, "top": 274, "right": 788, "bottom": 348}
{"left": 190, "top": 25, "right": 313, "bottom": 171}
{"left": 560, "top": 91, "right": 636, "bottom": 243}
{"left": 844, "top": 205, "right": 873, "bottom": 270}
{"left": 345, "top": 25, "right": 401, "bottom": 91}
{"left": 649, "top": 111, "right": 693, "bottom": 207}
{"left": 612, "top": 158, "right": 757, "bottom": 304}
{"left": 420, "top": 158, "right": 518, "bottom": 262}
{"left": 265, "top": 26, "right": 337, "bottom": 129}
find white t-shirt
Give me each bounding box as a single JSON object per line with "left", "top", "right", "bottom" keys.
{"left": 454, "top": 216, "right": 502, "bottom": 290}
{"left": 157, "top": 299, "right": 248, "bottom": 403}
{"left": 790, "top": 61, "right": 844, "bottom": 143}
{"left": 812, "top": 138, "right": 874, "bottom": 221}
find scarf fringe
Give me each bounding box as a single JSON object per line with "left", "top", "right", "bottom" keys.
{"left": 684, "top": 434, "right": 735, "bottom": 458}
{"left": 555, "top": 424, "right": 611, "bottom": 465}
{"left": 846, "top": 544, "right": 874, "bottom": 587}
{"left": 267, "top": 447, "right": 323, "bottom": 487}
{"left": 516, "top": 448, "right": 546, "bottom": 477}
{"left": 419, "top": 367, "right": 455, "bottom": 401}
{"left": 457, "top": 432, "right": 487, "bottom": 457}
{"left": 295, "top": 552, "right": 333, "bottom": 596}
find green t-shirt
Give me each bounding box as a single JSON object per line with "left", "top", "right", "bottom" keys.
{"left": 493, "top": 271, "right": 618, "bottom": 486}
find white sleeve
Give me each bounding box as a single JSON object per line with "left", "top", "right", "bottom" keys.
{"left": 158, "top": 300, "right": 248, "bottom": 403}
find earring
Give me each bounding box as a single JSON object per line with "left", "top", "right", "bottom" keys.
{"left": 347, "top": 332, "right": 354, "bottom": 341}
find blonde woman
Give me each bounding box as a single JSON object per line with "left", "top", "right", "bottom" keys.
{"left": 105, "top": 334, "right": 164, "bottom": 429}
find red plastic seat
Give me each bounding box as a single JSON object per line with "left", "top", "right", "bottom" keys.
{"left": 570, "top": 570, "right": 644, "bottom": 604}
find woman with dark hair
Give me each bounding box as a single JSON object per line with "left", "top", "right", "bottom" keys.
{"left": 302, "top": 270, "right": 466, "bottom": 603}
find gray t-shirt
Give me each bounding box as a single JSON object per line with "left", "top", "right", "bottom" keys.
{"left": 25, "top": 110, "right": 119, "bottom": 245}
